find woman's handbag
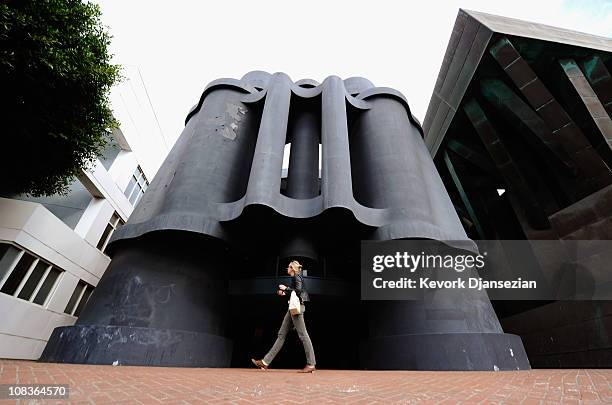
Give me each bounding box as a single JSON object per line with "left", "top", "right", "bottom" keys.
{"left": 288, "top": 291, "right": 301, "bottom": 315}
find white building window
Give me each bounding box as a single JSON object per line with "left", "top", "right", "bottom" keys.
{"left": 0, "top": 243, "right": 63, "bottom": 307}
{"left": 64, "top": 280, "right": 94, "bottom": 317}
{"left": 124, "top": 165, "right": 149, "bottom": 206}
{"left": 96, "top": 212, "right": 124, "bottom": 253}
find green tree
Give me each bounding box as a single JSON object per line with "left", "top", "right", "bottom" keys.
{"left": 0, "top": 0, "right": 120, "bottom": 196}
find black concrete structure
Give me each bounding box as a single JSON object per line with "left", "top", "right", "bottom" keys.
{"left": 424, "top": 10, "right": 612, "bottom": 367}
{"left": 42, "top": 71, "right": 529, "bottom": 370}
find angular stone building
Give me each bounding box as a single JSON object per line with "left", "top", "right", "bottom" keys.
{"left": 424, "top": 10, "right": 612, "bottom": 367}
{"left": 41, "top": 71, "right": 529, "bottom": 371}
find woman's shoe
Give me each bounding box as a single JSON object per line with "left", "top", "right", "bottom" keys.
{"left": 251, "top": 358, "right": 268, "bottom": 370}
{"left": 298, "top": 365, "right": 316, "bottom": 373}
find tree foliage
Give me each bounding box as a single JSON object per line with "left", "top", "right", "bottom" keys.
{"left": 0, "top": 0, "right": 120, "bottom": 196}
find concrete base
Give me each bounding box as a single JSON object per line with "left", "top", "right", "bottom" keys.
{"left": 360, "top": 332, "right": 530, "bottom": 371}
{"left": 40, "top": 325, "right": 233, "bottom": 367}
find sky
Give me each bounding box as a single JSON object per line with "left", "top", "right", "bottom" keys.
{"left": 95, "top": 0, "right": 612, "bottom": 149}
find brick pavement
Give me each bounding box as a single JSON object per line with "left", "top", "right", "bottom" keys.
{"left": 0, "top": 360, "right": 611, "bottom": 404}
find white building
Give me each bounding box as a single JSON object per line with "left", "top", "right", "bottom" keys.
{"left": 0, "top": 66, "right": 172, "bottom": 360}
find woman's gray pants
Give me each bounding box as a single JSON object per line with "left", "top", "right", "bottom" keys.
{"left": 263, "top": 304, "right": 316, "bottom": 366}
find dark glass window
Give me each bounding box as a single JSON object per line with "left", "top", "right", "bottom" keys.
{"left": 97, "top": 223, "right": 115, "bottom": 250}
{"left": 124, "top": 176, "right": 137, "bottom": 198}
{"left": 33, "top": 267, "right": 62, "bottom": 305}
{"left": 73, "top": 285, "right": 94, "bottom": 317}
{"left": 129, "top": 186, "right": 141, "bottom": 204}
{"left": 0, "top": 243, "right": 22, "bottom": 283}
{"left": 17, "top": 260, "right": 49, "bottom": 300}
{"left": 64, "top": 281, "right": 86, "bottom": 315}
{"left": 0, "top": 244, "right": 65, "bottom": 305}
{"left": 124, "top": 165, "right": 149, "bottom": 206}
{"left": 96, "top": 212, "right": 124, "bottom": 253}
{"left": 0, "top": 244, "right": 9, "bottom": 262}
{"left": 1, "top": 253, "right": 36, "bottom": 295}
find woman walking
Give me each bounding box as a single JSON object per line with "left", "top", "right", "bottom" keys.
{"left": 251, "top": 260, "right": 316, "bottom": 373}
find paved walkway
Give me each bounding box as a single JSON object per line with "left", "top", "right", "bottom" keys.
{"left": 0, "top": 360, "right": 611, "bottom": 404}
